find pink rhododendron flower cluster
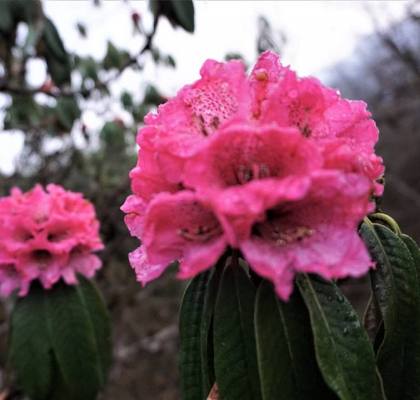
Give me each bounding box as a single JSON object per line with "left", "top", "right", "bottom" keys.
{"left": 122, "top": 51, "right": 384, "bottom": 300}
{"left": 0, "top": 184, "right": 103, "bottom": 297}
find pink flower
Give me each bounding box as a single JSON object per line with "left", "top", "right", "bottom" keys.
{"left": 123, "top": 51, "right": 382, "bottom": 300}
{"left": 0, "top": 184, "right": 103, "bottom": 297}
{"left": 184, "top": 123, "right": 321, "bottom": 243}
{"left": 134, "top": 59, "right": 251, "bottom": 196}
{"left": 251, "top": 51, "right": 384, "bottom": 191}
{"left": 141, "top": 59, "right": 250, "bottom": 156}
{"left": 240, "top": 171, "right": 373, "bottom": 300}
{"left": 130, "top": 191, "right": 228, "bottom": 284}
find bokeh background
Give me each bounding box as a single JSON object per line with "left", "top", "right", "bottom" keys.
{"left": 0, "top": 1, "right": 419, "bottom": 399}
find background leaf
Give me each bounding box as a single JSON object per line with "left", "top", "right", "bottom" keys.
{"left": 45, "top": 279, "right": 110, "bottom": 400}
{"left": 170, "top": 0, "right": 195, "bottom": 33}
{"left": 0, "top": 1, "right": 14, "bottom": 35}
{"left": 78, "top": 276, "right": 112, "bottom": 386}
{"left": 9, "top": 283, "right": 53, "bottom": 400}
{"left": 9, "top": 279, "right": 111, "bottom": 400}
{"left": 150, "top": 0, "right": 195, "bottom": 33}
{"left": 41, "top": 18, "right": 72, "bottom": 85}
{"left": 56, "top": 96, "right": 81, "bottom": 131}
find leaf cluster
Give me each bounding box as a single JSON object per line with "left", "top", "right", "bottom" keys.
{"left": 180, "top": 214, "right": 420, "bottom": 400}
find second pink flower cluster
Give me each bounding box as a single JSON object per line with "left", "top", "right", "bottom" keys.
{"left": 0, "top": 185, "right": 103, "bottom": 297}
{"left": 122, "top": 51, "right": 384, "bottom": 300}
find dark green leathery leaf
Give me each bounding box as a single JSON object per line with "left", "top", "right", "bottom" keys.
{"left": 213, "top": 262, "right": 261, "bottom": 400}
{"left": 9, "top": 278, "right": 111, "bottom": 400}
{"left": 179, "top": 270, "right": 212, "bottom": 399}
{"left": 361, "top": 223, "right": 420, "bottom": 399}
{"left": 297, "top": 274, "right": 379, "bottom": 400}
{"left": 255, "top": 280, "right": 336, "bottom": 400}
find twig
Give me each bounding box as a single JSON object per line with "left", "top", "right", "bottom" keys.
{"left": 0, "top": 17, "right": 159, "bottom": 100}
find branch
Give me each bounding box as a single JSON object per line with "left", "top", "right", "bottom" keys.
{"left": 0, "top": 19, "right": 159, "bottom": 100}
{"left": 365, "top": 4, "right": 420, "bottom": 78}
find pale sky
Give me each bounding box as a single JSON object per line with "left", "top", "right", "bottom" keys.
{"left": 0, "top": 0, "right": 409, "bottom": 174}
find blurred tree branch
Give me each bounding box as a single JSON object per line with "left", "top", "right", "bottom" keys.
{"left": 366, "top": 2, "right": 420, "bottom": 78}
{"left": 0, "top": 19, "right": 158, "bottom": 99}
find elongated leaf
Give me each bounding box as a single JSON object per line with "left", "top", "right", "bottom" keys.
{"left": 179, "top": 270, "right": 212, "bottom": 400}
{"left": 9, "top": 283, "right": 53, "bottom": 400}
{"left": 42, "top": 18, "right": 71, "bottom": 85}
{"left": 200, "top": 267, "right": 222, "bottom": 397}
{"left": 400, "top": 233, "right": 420, "bottom": 400}
{"left": 297, "top": 275, "right": 379, "bottom": 400}
{"left": 103, "top": 41, "right": 128, "bottom": 70}
{"left": 150, "top": 0, "right": 195, "bottom": 33}
{"left": 78, "top": 276, "right": 112, "bottom": 385}
{"left": 43, "top": 17, "right": 67, "bottom": 62}
{"left": 9, "top": 279, "right": 111, "bottom": 400}
{"left": 170, "top": 0, "right": 195, "bottom": 32}
{"left": 45, "top": 280, "right": 109, "bottom": 400}
{"left": 361, "top": 223, "right": 420, "bottom": 399}
{"left": 0, "top": 0, "right": 13, "bottom": 35}
{"left": 255, "top": 281, "right": 336, "bottom": 400}
{"left": 56, "top": 96, "right": 81, "bottom": 131}
{"left": 213, "top": 263, "right": 261, "bottom": 400}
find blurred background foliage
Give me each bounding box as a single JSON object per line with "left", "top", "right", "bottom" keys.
{"left": 0, "top": 1, "right": 419, "bottom": 399}
{"left": 0, "top": 1, "right": 192, "bottom": 398}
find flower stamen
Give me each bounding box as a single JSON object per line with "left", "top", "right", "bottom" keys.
{"left": 178, "top": 224, "right": 221, "bottom": 242}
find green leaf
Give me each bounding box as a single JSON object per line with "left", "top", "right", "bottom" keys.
{"left": 0, "top": 1, "right": 14, "bottom": 35}
{"left": 200, "top": 266, "right": 223, "bottom": 397}
{"left": 103, "top": 41, "right": 130, "bottom": 71}
{"left": 361, "top": 222, "right": 420, "bottom": 399}
{"left": 143, "top": 84, "right": 166, "bottom": 106}
{"left": 10, "top": 0, "right": 42, "bottom": 25}
{"left": 255, "top": 281, "right": 335, "bottom": 400}
{"left": 100, "top": 121, "right": 126, "bottom": 151}
{"left": 165, "top": 54, "right": 176, "bottom": 68}
{"left": 9, "top": 283, "right": 53, "bottom": 400}
{"left": 76, "top": 22, "right": 87, "bottom": 38}
{"left": 213, "top": 262, "right": 261, "bottom": 400}
{"left": 363, "top": 295, "right": 383, "bottom": 344}
{"left": 297, "top": 275, "right": 379, "bottom": 400}
{"left": 103, "top": 41, "right": 121, "bottom": 70}
{"left": 170, "top": 0, "right": 195, "bottom": 33}
{"left": 150, "top": 0, "right": 195, "bottom": 33}
{"left": 400, "top": 234, "right": 420, "bottom": 399}
{"left": 43, "top": 18, "right": 67, "bottom": 62}
{"left": 45, "top": 280, "right": 111, "bottom": 400}
{"left": 56, "top": 96, "right": 81, "bottom": 131}
{"left": 10, "top": 279, "right": 111, "bottom": 400}
{"left": 121, "top": 91, "right": 134, "bottom": 110}
{"left": 401, "top": 233, "right": 420, "bottom": 276}
{"left": 77, "top": 56, "right": 99, "bottom": 82}
{"left": 4, "top": 95, "right": 43, "bottom": 130}
{"left": 42, "top": 18, "right": 72, "bottom": 85}
{"left": 179, "top": 270, "right": 211, "bottom": 400}
{"left": 78, "top": 276, "right": 112, "bottom": 385}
